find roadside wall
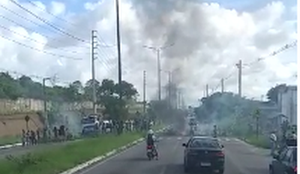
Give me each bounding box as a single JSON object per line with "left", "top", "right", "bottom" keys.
{"left": 0, "top": 113, "right": 42, "bottom": 137}
{"left": 0, "top": 98, "right": 142, "bottom": 137}
{"left": 0, "top": 98, "right": 96, "bottom": 115}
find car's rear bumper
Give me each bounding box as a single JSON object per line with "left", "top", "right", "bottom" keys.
{"left": 185, "top": 158, "right": 224, "bottom": 171}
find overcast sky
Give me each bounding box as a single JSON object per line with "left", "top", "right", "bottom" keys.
{"left": 0, "top": 0, "right": 297, "bottom": 105}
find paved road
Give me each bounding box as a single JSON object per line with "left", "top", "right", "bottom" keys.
{"left": 75, "top": 136, "right": 271, "bottom": 174}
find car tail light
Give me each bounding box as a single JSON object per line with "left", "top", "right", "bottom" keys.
{"left": 147, "top": 145, "right": 153, "bottom": 149}
{"left": 215, "top": 151, "right": 224, "bottom": 157}
{"left": 294, "top": 166, "right": 297, "bottom": 172}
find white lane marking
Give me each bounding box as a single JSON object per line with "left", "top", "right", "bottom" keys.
{"left": 177, "top": 137, "right": 182, "bottom": 140}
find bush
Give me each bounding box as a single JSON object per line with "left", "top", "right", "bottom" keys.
{"left": 246, "top": 135, "right": 270, "bottom": 149}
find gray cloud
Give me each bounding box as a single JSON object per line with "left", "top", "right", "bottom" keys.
{"left": 0, "top": 0, "right": 297, "bottom": 104}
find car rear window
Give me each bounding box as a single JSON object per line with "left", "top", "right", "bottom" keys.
{"left": 189, "top": 138, "right": 220, "bottom": 148}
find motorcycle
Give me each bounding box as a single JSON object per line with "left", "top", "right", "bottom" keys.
{"left": 146, "top": 145, "right": 157, "bottom": 160}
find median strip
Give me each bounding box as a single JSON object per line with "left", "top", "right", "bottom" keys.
{"left": 0, "top": 128, "right": 166, "bottom": 174}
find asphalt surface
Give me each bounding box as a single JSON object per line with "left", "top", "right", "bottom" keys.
{"left": 75, "top": 136, "right": 271, "bottom": 174}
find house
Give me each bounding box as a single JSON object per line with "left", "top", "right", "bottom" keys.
{"left": 277, "top": 85, "right": 297, "bottom": 125}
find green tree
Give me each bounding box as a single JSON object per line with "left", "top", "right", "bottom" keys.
{"left": 97, "top": 79, "right": 138, "bottom": 120}
{"left": 266, "top": 84, "right": 286, "bottom": 103}
{"left": 0, "top": 72, "right": 22, "bottom": 100}
{"left": 0, "top": 71, "right": 140, "bottom": 123}
{"left": 84, "top": 79, "right": 100, "bottom": 101}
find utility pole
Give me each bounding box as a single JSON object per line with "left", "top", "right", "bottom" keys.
{"left": 143, "top": 43, "right": 174, "bottom": 101}
{"left": 42, "top": 77, "right": 51, "bottom": 130}
{"left": 175, "top": 87, "right": 178, "bottom": 109}
{"left": 168, "top": 71, "right": 172, "bottom": 109}
{"left": 143, "top": 70, "right": 146, "bottom": 114}
{"left": 157, "top": 49, "right": 161, "bottom": 100}
{"left": 115, "top": 0, "right": 122, "bottom": 99}
{"left": 206, "top": 84, "right": 209, "bottom": 97}
{"left": 221, "top": 78, "right": 224, "bottom": 93}
{"left": 236, "top": 60, "right": 242, "bottom": 97}
{"left": 178, "top": 91, "right": 181, "bottom": 109}
{"left": 91, "top": 30, "right": 97, "bottom": 114}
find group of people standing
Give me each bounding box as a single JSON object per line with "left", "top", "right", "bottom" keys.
{"left": 21, "top": 129, "right": 40, "bottom": 146}
{"left": 21, "top": 124, "right": 70, "bottom": 146}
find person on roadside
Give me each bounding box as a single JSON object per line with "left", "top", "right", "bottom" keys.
{"left": 30, "top": 130, "right": 36, "bottom": 145}
{"left": 21, "top": 129, "right": 26, "bottom": 146}
{"left": 26, "top": 130, "right": 30, "bottom": 145}
{"left": 285, "top": 131, "right": 297, "bottom": 146}
{"left": 36, "top": 129, "right": 40, "bottom": 143}
{"left": 53, "top": 126, "right": 58, "bottom": 141}
{"left": 290, "top": 131, "right": 297, "bottom": 139}
{"left": 270, "top": 131, "right": 277, "bottom": 156}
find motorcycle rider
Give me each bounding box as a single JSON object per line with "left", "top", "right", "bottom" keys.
{"left": 146, "top": 129, "right": 158, "bottom": 159}
{"left": 213, "top": 125, "right": 217, "bottom": 138}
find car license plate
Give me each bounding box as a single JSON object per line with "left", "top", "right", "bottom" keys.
{"left": 147, "top": 149, "right": 152, "bottom": 152}
{"left": 200, "top": 162, "right": 211, "bottom": 166}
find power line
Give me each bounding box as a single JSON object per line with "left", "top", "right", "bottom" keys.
{"left": 97, "top": 37, "right": 116, "bottom": 47}
{"left": 23, "top": 0, "right": 76, "bottom": 26}
{"left": 0, "top": 13, "right": 90, "bottom": 50}
{"left": 209, "top": 40, "right": 297, "bottom": 94}
{"left": 17, "top": 0, "right": 115, "bottom": 49}
{"left": 25, "top": 0, "right": 117, "bottom": 49}
{"left": 244, "top": 40, "right": 297, "bottom": 67}
{"left": 8, "top": 0, "right": 89, "bottom": 43}
{"left": 0, "top": 68, "right": 71, "bottom": 85}
{"left": 0, "top": 24, "right": 89, "bottom": 55}
{"left": 0, "top": 34, "right": 82, "bottom": 60}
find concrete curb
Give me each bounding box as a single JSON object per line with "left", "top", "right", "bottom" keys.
{"left": 0, "top": 127, "right": 169, "bottom": 150}
{"left": 59, "top": 128, "right": 167, "bottom": 174}
{"left": 0, "top": 143, "right": 22, "bottom": 150}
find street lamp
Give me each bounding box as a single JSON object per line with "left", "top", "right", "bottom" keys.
{"left": 143, "top": 43, "right": 174, "bottom": 101}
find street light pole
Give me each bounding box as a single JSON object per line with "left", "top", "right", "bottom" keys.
{"left": 143, "top": 43, "right": 174, "bottom": 101}
{"left": 157, "top": 49, "right": 161, "bottom": 101}
{"left": 161, "top": 70, "right": 172, "bottom": 108}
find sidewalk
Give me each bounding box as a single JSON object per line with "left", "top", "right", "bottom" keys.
{"left": 0, "top": 142, "right": 22, "bottom": 150}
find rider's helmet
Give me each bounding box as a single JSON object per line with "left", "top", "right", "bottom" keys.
{"left": 148, "top": 129, "right": 154, "bottom": 135}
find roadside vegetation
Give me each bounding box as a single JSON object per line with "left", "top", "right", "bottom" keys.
{"left": 0, "top": 122, "right": 167, "bottom": 174}
{"left": 0, "top": 132, "right": 143, "bottom": 174}
{"left": 194, "top": 84, "right": 290, "bottom": 149}
{"left": 0, "top": 135, "right": 21, "bottom": 146}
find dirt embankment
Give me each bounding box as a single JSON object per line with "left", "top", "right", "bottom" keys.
{"left": 0, "top": 113, "right": 44, "bottom": 137}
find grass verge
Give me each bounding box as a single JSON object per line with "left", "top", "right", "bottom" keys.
{"left": 0, "top": 135, "right": 20, "bottom": 146}
{"left": 152, "top": 123, "right": 165, "bottom": 131}
{"left": 245, "top": 135, "right": 270, "bottom": 149}
{"left": 0, "top": 132, "right": 144, "bottom": 174}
